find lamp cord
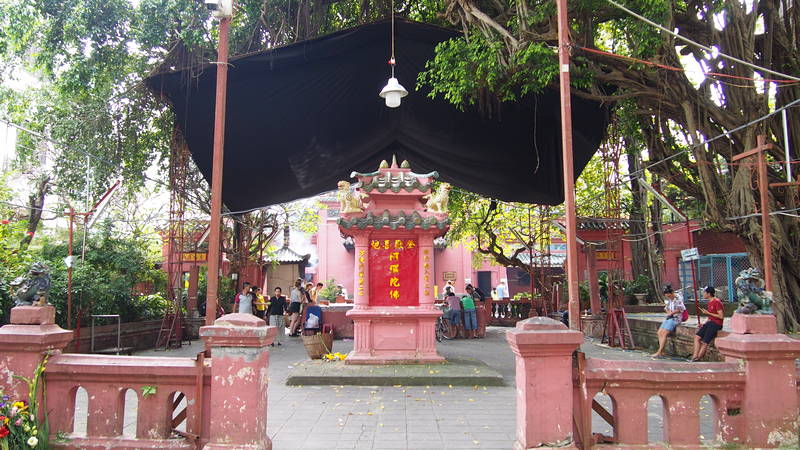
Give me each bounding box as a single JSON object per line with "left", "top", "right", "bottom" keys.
{"left": 390, "top": 0, "right": 395, "bottom": 78}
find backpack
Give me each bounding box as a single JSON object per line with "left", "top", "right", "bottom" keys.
{"left": 473, "top": 287, "right": 486, "bottom": 301}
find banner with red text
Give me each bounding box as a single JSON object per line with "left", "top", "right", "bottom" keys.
{"left": 368, "top": 238, "right": 419, "bottom": 306}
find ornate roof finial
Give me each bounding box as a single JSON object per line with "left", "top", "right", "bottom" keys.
{"left": 391, "top": 154, "right": 398, "bottom": 168}
{"left": 379, "top": 159, "right": 389, "bottom": 169}
{"left": 400, "top": 160, "right": 410, "bottom": 169}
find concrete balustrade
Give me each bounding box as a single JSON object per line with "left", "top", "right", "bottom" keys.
{"left": 45, "top": 354, "right": 202, "bottom": 448}
{"left": 0, "top": 307, "right": 274, "bottom": 450}
{"left": 580, "top": 359, "right": 745, "bottom": 447}
{"left": 509, "top": 313, "right": 800, "bottom": 449}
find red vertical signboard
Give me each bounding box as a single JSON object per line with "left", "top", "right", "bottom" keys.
{"left": 369, "top": 238, "right": 419, "bottom": 306}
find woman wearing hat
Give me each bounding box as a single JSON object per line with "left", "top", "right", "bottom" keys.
{"left": 651, "top": 285, "right": 686, "bottom": 357}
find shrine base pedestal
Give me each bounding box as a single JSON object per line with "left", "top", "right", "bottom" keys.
{"left": 346, "top": 307, "right": 444, "bottom": 365}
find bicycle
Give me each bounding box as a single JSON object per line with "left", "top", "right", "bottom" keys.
{"left": 435, "top": 314, "right": 457, "bottom": 341}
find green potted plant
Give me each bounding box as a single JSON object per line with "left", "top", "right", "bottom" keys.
{"left": 317, "top": 278, "right": 338, "bottom": 303}
{"left": 623, "top": 275, "right": 651, "bottom": 304}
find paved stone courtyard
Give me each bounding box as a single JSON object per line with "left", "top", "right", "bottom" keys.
{"left": 105, "top": 325, "right": 716, "bottom": 449}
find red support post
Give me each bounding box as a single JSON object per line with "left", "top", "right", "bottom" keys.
{"left": 205, "top": 14, "right": 232, "bottom": 326}
{"left": 556, "top": 0, "right": 580, "bottom": 329}
{"left": 732, "top": 135, "right": 774, "bottom": 292}
{"left": 67, "top": 208, "right": 74, "bottom": 330}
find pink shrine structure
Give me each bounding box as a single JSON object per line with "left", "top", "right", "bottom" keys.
{"left": 337, "top": 158, "right": 448, "bottom": 364}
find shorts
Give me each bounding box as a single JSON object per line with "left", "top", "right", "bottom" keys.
{"left": 445, "top": 308, "right": 461, "bottom": 326}
{"left": 696, "top": 321, "right": 722, "bottom": 344}
{"left": 288, "top": 302, "right": 301, "bottom": 314}
{"left": 660, "top": 317, "right": 680, "bottom": 332}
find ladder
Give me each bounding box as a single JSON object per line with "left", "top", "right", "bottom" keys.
{"left": 602, "top": 308, "right": 635, "bottom": 349}
{"left": 155, "top": 311, "right": 183, "bottom": 350}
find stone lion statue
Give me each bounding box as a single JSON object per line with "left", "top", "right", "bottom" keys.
{"left": 734, "top": 268, "right": 773, "bottom": 315}
{"left": 12, "top": 262, "right": 51, "bottom": 306}
{"left": 422, "top": 183, "right": 451, "bottom": 214}
{"left": 337, "top": 181, "right": 369, "bottom": 213}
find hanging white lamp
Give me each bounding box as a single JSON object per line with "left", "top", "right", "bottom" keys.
{"left": 379, "top": 3, "right": 407, "bottom": 108}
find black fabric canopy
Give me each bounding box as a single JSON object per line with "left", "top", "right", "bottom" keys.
{"left": 146, "top": 19, "right": 610, "bottom": 212}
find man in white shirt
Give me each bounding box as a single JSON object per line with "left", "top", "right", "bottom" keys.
{"left": 496, "top": 279, "right": 509, "bottom": 299}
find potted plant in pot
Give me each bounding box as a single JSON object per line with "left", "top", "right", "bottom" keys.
{"left": 624, "top": 275, "right": 651, "bottom": 305}
{"left": 317, "top": 278, "right": 338, "bottom": 304}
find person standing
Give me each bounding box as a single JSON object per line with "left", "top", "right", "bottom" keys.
{"left": 651, "top": 285, "right": 686, "bottom": 357}
{"left": 288, "top": 279, "right": 304, "bottom": 336}
{"left": 253, "top": 287, "right": 268, "bottom": 319}
{"left": 305, "top": 282, "right": 314, "bottom": 302}
{"left": 443, "top": 280, "right": 455, "bottom": 299}
{"left": 444, "top": 290, "right": 463, "bottom": 338}
{"left": 267, "top": 287, "right": 287, "bottom": 346}
{"left": 313, "top": 282, "right": 324, "bottom": 301}
{"left": 691, "top": 286, "right": 724, "bottom": 362}
{"left": 465, "top": 284, "right": 486, "bottom": 338}
{"left": 235, "top": 282, "right": 253, "bottom": 315}
{"left": 461, "top": 293, "right": 478, "bottom": 339}
{"left": 496, "top": 279, "right": 509, "bottom": 299}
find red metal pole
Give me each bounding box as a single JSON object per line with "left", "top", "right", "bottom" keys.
{"left": 556, "top": 0, "right": 580, "bottom": 329}
{"left": 205, "top": 13, "right": 232, "bottom": 326}
{"left": 67, "top": 208, "right": 74, "bottom": 330}
{"left": 757, "top": 135, "right": 774, "bottom": 292}
{"left": 686, "top": 219, "right": 701, "bottom": 326}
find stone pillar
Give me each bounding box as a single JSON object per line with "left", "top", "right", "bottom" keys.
{"left": 353, "top": 234, "right": 370, "bottom": 309}
{"left": 200, "top": 313, "right": 276, "bottom": 450}
{"left": 506, "top": 317, "right": 583, "bottom": 449}
{"left": 0, "top": 306, "right": 73, "bottom": 401}
{"left": 585, "top": 245, "right": 601, "bottom": 314}
{"left": 715, "top": 314, "right": 800, "bottom": 448}
{"left": 188, "top": 265, "right": 200, "bottom": 317}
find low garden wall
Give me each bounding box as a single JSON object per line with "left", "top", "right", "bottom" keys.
{"left": 626, "top": 316, "right": 728, "bottom": 361}
{"left": 69, "top": 317, "right": 205, "bottom": 353}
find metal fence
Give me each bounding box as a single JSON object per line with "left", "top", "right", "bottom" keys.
{"left": 679, "top": 253, "right": 751, "bottom": 301}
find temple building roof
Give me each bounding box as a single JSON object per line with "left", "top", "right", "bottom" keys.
{"left": 270, "top": 246, "right": 310, "bottom": 263}
{"left": 338, "top": 211, "right": 450, "bottom": 231}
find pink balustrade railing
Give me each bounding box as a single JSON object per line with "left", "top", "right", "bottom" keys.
{"left": 0, "top": 306, "right": 274, "bottom": 450}
{"left": 45, "top": 354, "right": 208, "bottom": 449}
{"left": 576, "top": 358, "right": 745, "bottom": 447}
{"left": 507, "top": 314, "right": 800, "bottom": 449}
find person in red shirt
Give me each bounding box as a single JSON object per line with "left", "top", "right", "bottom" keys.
{"left": 691, "top": 286, "right": 725, "bottom": 362}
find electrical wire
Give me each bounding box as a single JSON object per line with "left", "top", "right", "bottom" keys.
{"left": 724, "top": 207, "right": 800, "bottom": 220}
{"left": 604, "top": 0, "right": 800, "bottom": 82}
{"left": 577, "top": 46, "right": 800, "bottom": 85}
{"left": 627, "top": 97, "right": 800, "bottom": 179}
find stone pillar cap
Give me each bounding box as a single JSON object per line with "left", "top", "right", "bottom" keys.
{"left": 10, "top": 305, "right": 56, "bottom": 325}
{"left": 213, "top": 313, "right": 268, "bottom": 328}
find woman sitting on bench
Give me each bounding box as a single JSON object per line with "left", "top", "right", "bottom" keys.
{"left": 651, "top": 285, "right": 686, "bottom": 358}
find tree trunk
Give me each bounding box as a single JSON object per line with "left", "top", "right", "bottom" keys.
{"left": 19, "top": 176, "right": 49, "bottom": 251}
{"left": 626, "top": 141, "right": 653, "bottom": 286}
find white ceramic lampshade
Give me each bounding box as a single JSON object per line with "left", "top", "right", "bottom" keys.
{"left": 379, "top": 77, "right": 408, "bottom": 108}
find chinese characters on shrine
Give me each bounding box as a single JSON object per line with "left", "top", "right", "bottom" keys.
{"left": 422, "top": 248, "right": 431, "bottom": 297}
{"left": 369, "top": 238, "right": 419, "bottom": 306}
{"left": 357, "top": 249, "right": 366, "bottom": 297}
